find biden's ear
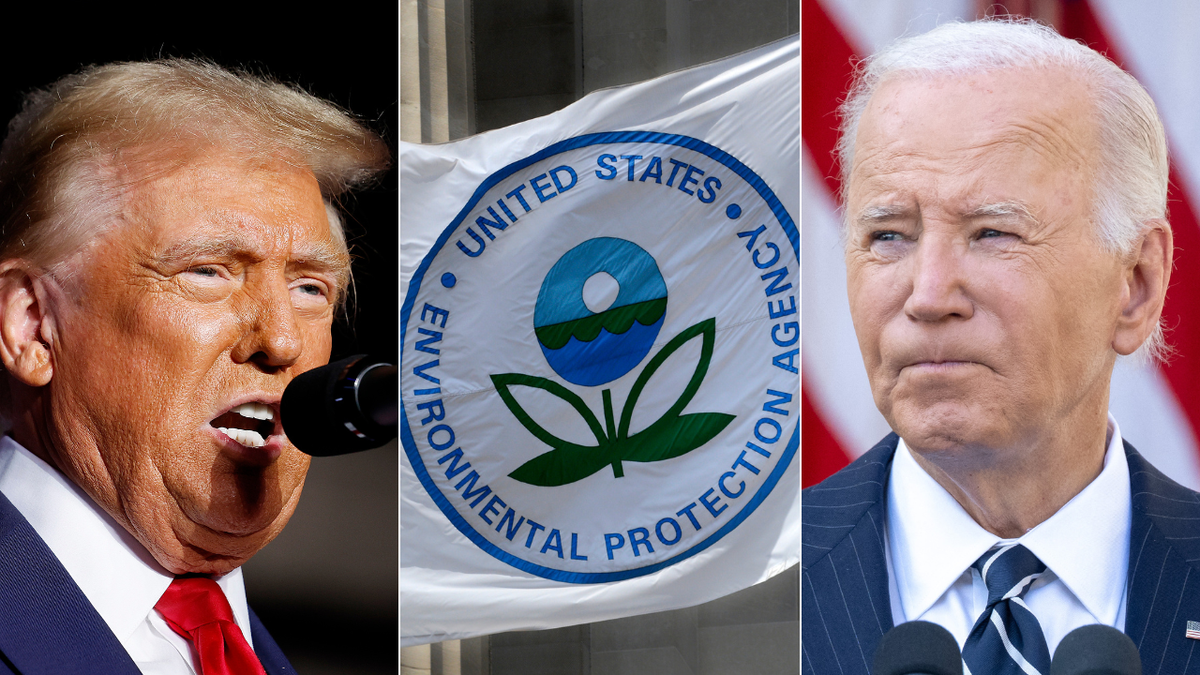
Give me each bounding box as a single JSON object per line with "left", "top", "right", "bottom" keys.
{"left": 0, "top": 260, "right": 54, "bottom": 387}
{"left": 1113, "top": 220, "right": 1173, "bottom": 356}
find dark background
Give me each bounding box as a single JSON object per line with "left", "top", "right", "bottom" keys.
{"left": 2, "top": 10, "right": 399, "bottom": 675}
{"left": 0, "top": 18, "right": 399, "bottom": 364}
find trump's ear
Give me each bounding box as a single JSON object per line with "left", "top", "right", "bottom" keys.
{"left": 0, "top": 260, "right": 54, "bottom": 387}
{"left": 1113, "top": 220, "right": 1174, "bottom": 356}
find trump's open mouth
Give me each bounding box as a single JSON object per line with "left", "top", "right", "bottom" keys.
{"left": 210, "top": 403, "right": 277, "bottom": 448}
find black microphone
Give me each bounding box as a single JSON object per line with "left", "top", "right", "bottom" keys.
{"left": 872, "top": 621, "right": 963, "bottom": 675}
{"left": 281, "top": 354, "right": 398, "bottom": 456}
{"left": 1050, "top": 624, "right": 1141, "bottom": 675}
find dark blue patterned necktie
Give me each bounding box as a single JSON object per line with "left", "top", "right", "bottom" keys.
{"left": 962, "top": 544, "right": 1052, "bottom": 675}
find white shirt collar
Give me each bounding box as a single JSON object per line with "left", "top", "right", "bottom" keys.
{"left": 0, "top": 435, "right": 252, "bottom": 653}
{"left": 887, "top": 414, "right": 1131, "bottom": 625}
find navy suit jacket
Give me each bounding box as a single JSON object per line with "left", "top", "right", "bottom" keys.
{"left": 0, "top": 491, "right": 295, "bottom": 674}
{"left": 802, "top": 433, "right": 1200, "bottom": 675}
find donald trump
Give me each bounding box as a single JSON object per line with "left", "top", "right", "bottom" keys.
{"left": 0, "top": 60, "right": 388, "bottom": 672}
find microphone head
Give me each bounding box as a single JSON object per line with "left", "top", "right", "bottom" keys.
{"left": 1051, "top": 624, "right": 1141, "bottom": 675}
{"left": 281, "top": 354, "right": 397, "bottom": 456}
{"left": 872, "top": 621, "right": 963, "bottom": 675}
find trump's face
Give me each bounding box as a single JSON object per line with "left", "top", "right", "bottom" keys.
{"left": 844, "top": 67, "right": 1138, "bottom": 459}
{"left": 29, "top": 151, "right": 345, "bottom": 574}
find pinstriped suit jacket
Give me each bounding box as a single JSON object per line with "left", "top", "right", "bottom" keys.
{"left": 802, "top": 433, "right": 1200, "bottom": 675}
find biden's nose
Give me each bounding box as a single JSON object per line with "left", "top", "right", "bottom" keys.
{"left": 903, "top": 235, "right": 974, "bottom": 323}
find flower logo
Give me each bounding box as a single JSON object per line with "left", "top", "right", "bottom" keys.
{"left": 533, "top": 237, "right": 667, "bottom": 386}
{"left": 491, "top": 237, "right": 734, "bottom": 487}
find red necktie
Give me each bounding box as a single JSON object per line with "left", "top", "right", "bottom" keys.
{"left": 155, "top": 576, "right": 267, "bottom": 675}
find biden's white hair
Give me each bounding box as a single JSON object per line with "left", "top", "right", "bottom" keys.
{"left": 838, "top": 17, "right": 1171, "bottom": 362}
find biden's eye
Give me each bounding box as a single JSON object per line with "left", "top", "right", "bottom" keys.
{"left": 978, "top": 228, "right": 1009, "bottom": 239}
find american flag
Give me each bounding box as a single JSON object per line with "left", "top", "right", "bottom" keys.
{"left": 1186, "top": 621, "right": 1200, "bottom": 640}
{"left": 803, "top": 0, "right": 1200, "bottom": 492}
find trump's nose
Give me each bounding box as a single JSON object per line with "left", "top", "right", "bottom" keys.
{"left": 233, "top": 282, "right": 305, "bottom": 372}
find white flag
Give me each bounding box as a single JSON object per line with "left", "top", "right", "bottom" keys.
{"left": 400, "top": 36, "right": 799, "bottom": 645}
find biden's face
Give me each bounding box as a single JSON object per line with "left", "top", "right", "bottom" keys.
{"left": 843, "top": 67, "right": 1133, "bottom": 458}
{"left": 37, "top": 152, "right": 346, "bottom": 574}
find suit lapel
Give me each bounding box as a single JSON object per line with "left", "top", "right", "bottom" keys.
{"left": 0, "top": 491, "right": 140, "bottom": 675}
{"left": 250, "top": 606, "right": 297, "bottom": 674}
{"left": 803, "top": 437, "right": 1200, "bottom": 673}
{"left": 0, "top": 490, "right": 298, "bottom": 674}
{"left": 802, "top": 434, "right": 897, "bottom": 675}
{"left": 1124, "top": 442, "right": 1200, "bottom": 674}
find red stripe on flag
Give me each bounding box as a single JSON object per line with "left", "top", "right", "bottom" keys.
{"left": 1055, "top": 1, "right": 1200, "bottom": 464}
{"left": 802, "top": 0, "right": 863, "bottom": 485}
{"left": 803, "top": 382, "right": 853, "bottom": 487}
{"left": 1159, "top": 167, "right": 1200, "bottom": 437}
{"left": 802, "top": 0, "right": 859, "bottom": 195}
{"left": 1058, "top": 2, "right": 1126, "bottom": 69}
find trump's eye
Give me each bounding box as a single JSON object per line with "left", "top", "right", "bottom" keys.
{"left": 174, "top": 263, "right": 234, "bottom": 301}
{"left": 185, "top": 265, "right": 222, "bottom": 278}
{"left": 290, "top": 278, "right": 334, "bottom": 307}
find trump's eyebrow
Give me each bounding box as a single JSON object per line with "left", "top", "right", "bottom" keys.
{"left": 155, "top": 234, "right": 350, "bottom": 277}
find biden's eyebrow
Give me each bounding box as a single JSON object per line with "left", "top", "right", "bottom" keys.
{"left": 964, "top": 201, "right": 1038, "bottom": 221}
{"left": 854, "top": 204, "right": 910, "bottom": 227}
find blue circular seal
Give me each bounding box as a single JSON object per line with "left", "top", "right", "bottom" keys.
{"left": 401, "top": 131, "right": 798, "bottom": 583}
{"left": 534, "top": 237, "right": 667, "bottom": 386}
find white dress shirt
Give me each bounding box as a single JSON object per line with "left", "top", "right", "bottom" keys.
{"left": 886, "top": 414, "right": 1131, "bottom": 657}
{"left": 0, "top": 436, "right": 254, "bottom": 675}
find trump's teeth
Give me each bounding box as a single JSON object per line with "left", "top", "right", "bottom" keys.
{"left": 218, "top": 427, "right": 266, "bottom": 447}
{"left": 232, "top": 403, "right": 274, "bottom": 421}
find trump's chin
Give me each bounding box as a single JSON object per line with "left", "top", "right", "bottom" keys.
{"left": 145, "top": 503, "right": 297, "bottom": 576}
{"left": 129, "top": 469, "right": 306, "bottom": 576}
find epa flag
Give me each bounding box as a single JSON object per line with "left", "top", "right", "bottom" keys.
{"left": 401, "top": 36, "right": 798, "bottom": 644}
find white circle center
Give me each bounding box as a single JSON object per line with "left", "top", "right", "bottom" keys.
{"left": 582, "top": 272, "right": 620, "bottom": 313}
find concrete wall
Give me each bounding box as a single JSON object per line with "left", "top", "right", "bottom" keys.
{"left": 485, "top": 566, "right": 798, "bottom": 675}
{"left": 579, "top": 0, "right": 798, "bottom": 93}
{"left": 474, "top": 0, "right": 579, "bottom": 132}
{"left": 472, "top": 0, "right": 799, "bottom": 134}
{"left": 403, "top": 0, "right": 475, "bottom": 142}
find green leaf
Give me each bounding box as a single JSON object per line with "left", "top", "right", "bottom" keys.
{"left": 618, "top": 317, "right": 717, "bottom": 440}
{"left": 507, "top": 412, "right": 736, "bottom": 486}
{"left": 507, "top": 443, "right": 619, "bottom": 487}
{"left": 623, "top": 412, "right": 736, "bottom": 463}
{"left": 494, "top": 317, "right": 735, "bottom": 487}
{"left": 490, "top": 372, "right": 607, "bottom": 448}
